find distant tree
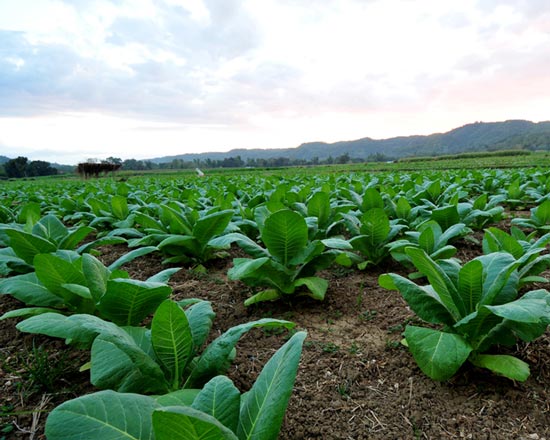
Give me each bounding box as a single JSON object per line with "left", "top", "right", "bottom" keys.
{"left": 104, "top": 157, "right": 122, "bottom": 165}
{"left": 4, "top": 156, "right": 28, "bottom": 178}
{"left": 27, "top": 160, "right": 58, "bottom": 177}
{"left": 336, "top": 153, "right": 350, "bottom": 164}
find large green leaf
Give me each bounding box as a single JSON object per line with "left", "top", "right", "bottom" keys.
{"left": 458, "top": 259, "right": 483, "bottom": 315}
{"left": 82, "top": 253, "right": 111, "bottom": 303}
{"left": 16, "top": 313, "right": 123, "bottom": 348}
{"left": 209, "top": 233, "right": 269, "bottom": 259}
{"left": 431, "top": 205, "right": 460, "bottom": 231}
{"left": 237, "top": 331, "right": 307, "bottom": 440}
{"left": 184, "top": 300, "right": 216, "bottom": 349}
{"left": 379, "top": 273, "right": 455, "bottom": 326}
{"left": 359, "top": 208, "right": 390, "bottom": 245}
{"left": 0, "top": 272, "right": 62, "bottom": 307}
{"left": 32, "top": 214, "right": 68, "bottom": 244}
{"left": 151, "top": 300, "right": 194, "bottom": 389}
{"left": 470, "top": 354, "right": 530, "bottom": 381}
{"left": 185, "top": 319, "right": 295, "bottom": 388}
{"left": 59, "top": 225, "right": 95, "bottom": 250}
{"left": 153, "top": 406, "right": 238, "bottom": 440}
{"left": 404, "top": 326, "right": 472, "bottom": 381}
{"left": 45, "top": 390, "right": 158, "bottom": 440}
{"left": 111, "top": 195, "right": 129, "bottom": 220}
{"left": 294, "top": 277, "right": 328, "bottom": 300}
{"left": 404, "top": 247, "right": 463, "bottom": 319}
{"left": 91, "top": 334, "right": 169, "bottom": 394}
{"left": 192, "top": 376, "right": 241, "bottom": 433}
{"left": 484, "top": 289, "right": 550, "bottom": 324}
{"left": 193, "top": 210, "right": 234, "bottom": 247}
{"left": 477, "top": 252, "right": 519, "bottom": 306}
{"left": 4, "top": 228, "right": 57, "bottom": 264}
{"left": 307, "top": 191, "right": 330, "bottom": 227}
{"left": 261, "top": 210, "right": 308, "bottom": 266}
{"left": 97, "top": 279, "right": 171, "bottom": 326}
{"left": 362, "top": 188, "right": 384, "bottom": 211}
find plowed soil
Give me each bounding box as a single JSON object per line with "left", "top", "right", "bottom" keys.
{"left": 1, "top": 237, "right": 550, "bottom": 439}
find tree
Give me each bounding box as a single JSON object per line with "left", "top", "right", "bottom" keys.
{"left": 4, "top": 156, "right": 28, "bottom": 178}
{"left": 27, "top": 160, "right": 57, "bottom": 177}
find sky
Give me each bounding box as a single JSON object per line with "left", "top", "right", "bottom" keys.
{"left": 0, "top": 0, "right": 549, "bottom": 165}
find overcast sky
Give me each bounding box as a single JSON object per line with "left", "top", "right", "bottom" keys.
{"left": 0, "top": 0, "right": 549, "bottom": 164}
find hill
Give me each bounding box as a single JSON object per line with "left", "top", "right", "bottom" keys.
{"left": 148, "top": 120, "right": 550, "bottom": 163}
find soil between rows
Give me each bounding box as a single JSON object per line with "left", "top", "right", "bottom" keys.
{"left": 1, "top": 239, "right": 550, "bottom": 439}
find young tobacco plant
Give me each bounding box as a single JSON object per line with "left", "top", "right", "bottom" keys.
{"left": 379, "top": 248, "right": 550, "bottom": 381}
{"left": 15, "top": 299, "right": 296, "bottom": 394}
{"left": 128, "top": 204, "right": 235, "bottom": 266}
{"left": 45, "top": 330, "right": 307, "bottom": 440}
{"left": 482, "top": 227, "right": 550, "bottom": 287}
{"left": 511, "top": 199, "right": 550, "bottom": 233}
{"left": 388, "top": 220, "right": 466, "bottom": 270}
{"left": 0, "top": 249, "right": 166, "bottom": 323}
{"left": 341, "top": 208, "right": 406, "bottom": 268}
{"left": 0, "top": 214, "right": 124, "bottom": 276}
{"left": 211, "top": 209, "right": 357, "bottom": 305}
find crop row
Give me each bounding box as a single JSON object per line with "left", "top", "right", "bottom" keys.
{"left": 1, "top": 167, "right": 550, "bottom": 438}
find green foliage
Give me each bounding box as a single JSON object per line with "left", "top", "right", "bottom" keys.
{"left": 16, "top": 299, "right": 295, "bottom": 393}
{"left": 0, "top": 214, "right": 122, "bottom": 275}
{"left": 44, "top": 331, "right": 307, "bottom": 440}
{"left": 212, "top": 209, "right": 356, "bottom": 304}
{"left": 342, "top": 208, "right": 406, "bottom": 268}
{"left": 483, "top": 227, "right": 550, "bottom": 286}
{"left": 511, "top": 199, "right": 550, "bottom": 232}
{"left": 380, "top": 248, "right": 550, "bottom": 381}
{"left": 0, "top": 251, "right": 170, "bottom": 322}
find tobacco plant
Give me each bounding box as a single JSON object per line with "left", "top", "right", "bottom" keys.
{"left": 45, "top": 330, "right": 307, "bottom": 440}
{"left": 211, "top": 209, "right": 356, "bottom": 305}
{"left": 380, "top": 248, "right": 550, "bottom": 381}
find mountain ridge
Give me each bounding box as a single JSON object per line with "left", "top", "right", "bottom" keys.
{"left": 148, "top": 119, "right": 550, "bottom": 163}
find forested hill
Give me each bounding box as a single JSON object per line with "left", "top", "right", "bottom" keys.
{"left": 150, "top": 119, "right": 550, "bottom": 163}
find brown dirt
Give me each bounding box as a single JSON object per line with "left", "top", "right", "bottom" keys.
{"left": 1, "top": 239, "right": 550, "bottom": 439}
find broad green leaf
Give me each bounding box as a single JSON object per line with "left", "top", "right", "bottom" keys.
{"left": 237, "top": 331, "right": 307, "bottom": 440}
{"left": 209, "top": 233, "right": 268, "bottom": 259}
{"left": 294, "top": 277, "right": 328, "bottom": 300}
{"left": 379, "top": 273, "right": 455, "bottom": 326}
{"left": 244, "top": 289, "right": 281, "bottom": 306}
{"left": 59, "top": 226, "right": 95, "bottom": 250}
{"left": 534, "top": 199, "right": 550, "bottom": 224}
{"left": 152, "top": 300, "right": 194, "bottom": 389}
{"left": 45, "top": 390, "right": 158, "bottom": 440}
{"left": 484, "top": 289, "right": 550, "bottom": 324}
{"left": 32, "top": 214, "right": 68, "bottom": 243}
{"left": 0, "top": 307, "right": 59, "bottom": 320}
{"left": 18, "top": 202, "right": 41, "bottom": 227}
{"left": 154, "top": 389, "right": 200, "bottom": 407}
{"left": 4, "top": 228, "right": 57, "bottom": 264}
{"left": 362, "top": 188, "right": 384, "bottom": 211}
{"left": 193, "top": 210, "right": 234, "bottom": 247}
{"left": 477, "top": 252, "right": 519, "bottom": 306}
{"left": 418, "top": 226, "right": 435, "bottom": 254}
{"left": 153, "top": 406, "right": 238, "bottom": 440}
{"left": 147, "top": 268, "right": 181, "bottom": 284}
{"left": 185, "top": 300, "right": 216, "bottom": 349}
{"left": 186, "top": 319, "right": 295, "bottom": 388}
{"left": 192, "top": 376, "right": 240, "bottom": 433}
{"left": 17, "top": 313, "right": 122, "bottom": 348}
{"left": 91, "top": 334, "right": 169, "bottom": 394}
{"left": 261, "top": 210, "right": 308, "bottom": 265}
{"left": 111, "top": 195, "right": 129, "bottom": 220}
{"left": 405, "top": 247, "right": 462, "bottom": 319}
{"left": 307, "top": 191, "right": 330, "bottom": 227}
{"left": 404, "top": 326, "right": 472, "bottom": 381}
{"left": 82, "top": 253, "right": 111, "bottom": 302}
{"left": 228, "top": 257, "right": 270, "bottom": 281}
{"left": 395, "top": 197, "right": 411, "bottom": 219}
{"left": 470, "top": 354, "right": 530, "bottom": 381}
{"left": 458, "top": 259, "right": 483, "bottom": 315}
{"left": 97, "top": 279, "right": 171, "bottom": 326}
{"left": 431, "top": 205, "right": 459, "bottom": 231}
{"left": 359, "top": 208, "right": 390, "bottom": 246}
{"left": 0, "top": 272, "right": 62, "bottom": 307}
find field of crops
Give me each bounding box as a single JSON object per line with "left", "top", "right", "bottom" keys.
{"left": 1, "top": 165, "right": 550, "bottom": 439}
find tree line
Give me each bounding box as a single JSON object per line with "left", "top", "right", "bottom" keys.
{"left": 1, "top": 157, "right": 58, "bottom": 179}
